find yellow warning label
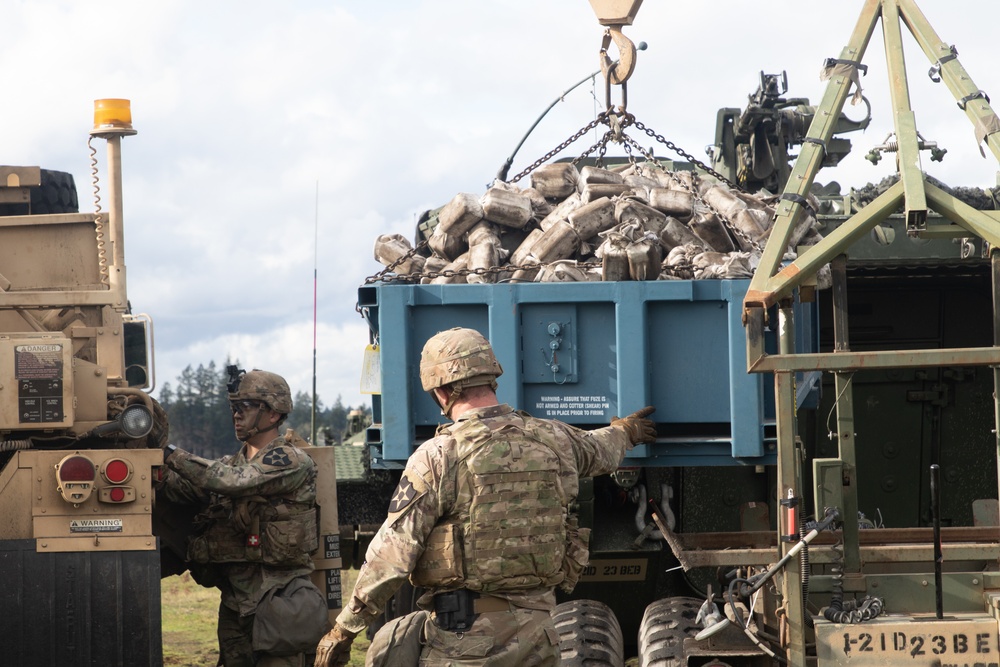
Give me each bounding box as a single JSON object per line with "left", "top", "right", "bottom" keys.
{"left": 360, "top": 344, "right": 381, "bottom": 395}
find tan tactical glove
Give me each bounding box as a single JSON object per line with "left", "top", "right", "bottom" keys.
{"left": 611, "top": 406, "right": 657, "bottom": 447}
{"left": 315, "top": 623, "right": 357, "bottom": 667}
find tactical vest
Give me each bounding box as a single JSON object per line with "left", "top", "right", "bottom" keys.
{"left": 413, "top": 412, "right": 572, "bottom": 593}
{"left": 187, "top": 493, "right": 318, "bottom": 568}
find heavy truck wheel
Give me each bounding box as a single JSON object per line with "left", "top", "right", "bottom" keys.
{"left": 637, "top": 597, "right": 703, "bottom": 667}
{"left": 0, "top": 168, "right": 79, "bottom": 216}
{"left": 553, "top": 598, "right": 625, "bottom": 667}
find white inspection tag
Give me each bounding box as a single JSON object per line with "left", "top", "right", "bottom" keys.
{"left": 360, "top": 344, "right": 381, "bottom": 394}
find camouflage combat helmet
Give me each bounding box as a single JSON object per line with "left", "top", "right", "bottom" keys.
{"left": 420, "top": 327, "right": 503, "bottom": 392}
{"left": 228, "top": 369, "right": 293, "bottom": 414}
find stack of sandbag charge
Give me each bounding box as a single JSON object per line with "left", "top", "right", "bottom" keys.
{"left": 372, "top": 161, "right": 826, "bottom": 284}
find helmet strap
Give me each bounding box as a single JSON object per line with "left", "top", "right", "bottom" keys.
{"left": 458, "top": 376, "right": 498, "bottom": 392}
{"left": 442, "top": 384, "right": 464, "bottom": 417}
{"left": 237, "top": 408, "right": 273, "bottom": 443}
{"left": 436, "top": 377, "right": 497, "bottom": 418}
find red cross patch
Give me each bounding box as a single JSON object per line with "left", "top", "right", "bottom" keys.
{"left": 247, "top": 534, "right": 261, "bottom": 547}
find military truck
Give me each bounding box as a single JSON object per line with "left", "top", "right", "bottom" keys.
{"left": 0, "top": 100, "right": 166, "bottom": 665}
{"left": 0, "top": 101, "right": 344, "bottom": 666}
{"left": 349, "top": 0, "right": 1000, "bottom": 665}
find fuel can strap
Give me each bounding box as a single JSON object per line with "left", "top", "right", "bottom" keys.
{"left": 820, "top": 58, "right": 867, "bottom": 105}
{"left": 802, "top": 137, "right": 827, "bottom": 157}
{"left": 779, "top": 193, "right": 816, "bottom": 217}
{"left": 822, "top": 57, "right": 868, "bottom": 76}
{"left": 959, "top": 90, "right": 991, "bottom": 111}
{"left": 928, "top": 45, "right": 958, "bottom": 83}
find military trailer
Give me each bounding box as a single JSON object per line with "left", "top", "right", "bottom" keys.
{"left": 349, "top": 1, "right": 1000, "bottom": 664}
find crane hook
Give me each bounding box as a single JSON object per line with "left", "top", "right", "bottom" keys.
{"left": 600, "top": 27, "right": 638, "bottom": 86}
{"left": 590, "top": 1, "right": 643, "bottom": 110}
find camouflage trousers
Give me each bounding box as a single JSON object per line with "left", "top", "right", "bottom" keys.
{"left": 408, "top": 606, "right": 558, "bottom": 666}
{"left": 216, "top": 603, "right": 313, "bottom": 667}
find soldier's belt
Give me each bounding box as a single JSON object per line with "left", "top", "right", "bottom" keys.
{"left": 432, "top": 590, "right": 511, "bottom": 632}
{"left": 472, "top": 595, "right": 511, "bottom": 614}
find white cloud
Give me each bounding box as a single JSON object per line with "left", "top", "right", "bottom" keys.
{"left": 155, "top": 318, "right": 371, "bottom": 407}
{"left": 6, "top": 0, "right": 1000, "bottom": 413}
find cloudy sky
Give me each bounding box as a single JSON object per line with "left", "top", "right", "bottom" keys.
{"left": 3, "top": 1, "right": 998, "bottom": 412}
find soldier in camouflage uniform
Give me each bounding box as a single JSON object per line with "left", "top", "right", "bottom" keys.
{"left": 316, "top": 328, "right": 656, "bottom": 666}
{"left": 158, "top": 369, "right": 326, "bottom": 667}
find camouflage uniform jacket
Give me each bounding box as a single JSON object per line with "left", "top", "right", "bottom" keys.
{"left": 159, "top": 435, "right": 317, "bottom": 616}
{"left": 337, "top": 403, "right": 630, "bottom": 635}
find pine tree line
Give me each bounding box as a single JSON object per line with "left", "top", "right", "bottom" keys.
{"left": 156, "top": 360, "right": 370, "bottom": 458}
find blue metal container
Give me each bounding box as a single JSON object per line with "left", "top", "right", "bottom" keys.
{"left": 358, "top": 279, "right": 817, "bottom": 468}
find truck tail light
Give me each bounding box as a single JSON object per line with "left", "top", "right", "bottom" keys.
{"left": 99, "top": 485, "right": 135, "bottom": 503}
{"left": 102, "top": 458, "right": 132, "bottom": 484}
{"left": 55, "top": 454, "right": 96, "bottom": 504}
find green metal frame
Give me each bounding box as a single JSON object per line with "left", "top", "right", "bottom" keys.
{"left": 741, "top": 1, "right": 1000, "bottom": 664}
{"left": 745, "top": 0, "right": 1000, "bottom": 311}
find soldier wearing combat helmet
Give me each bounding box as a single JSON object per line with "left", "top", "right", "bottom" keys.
{"left": 316, "top": 328, "right": 656, "bottom": 666}
{"left": 158, "top": 367, "right": 328, "bottom": 666}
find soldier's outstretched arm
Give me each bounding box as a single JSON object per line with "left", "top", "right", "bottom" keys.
{"left": 611, "top": 406, "right": 657, "bottom": 449}
{"left": 163, "top": 446, "right": 314, "bottom": 497}
{"left": 548, "top": 406, "right": 656, "bottom": 477}
{"left": 154, "top": 465, "right": 211, "bottom": 505}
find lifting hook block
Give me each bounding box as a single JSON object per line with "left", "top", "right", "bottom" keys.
{"left": 589, "top": 0, "right": 643, "bottom": 27}
{"left": 591, "top": 0, "right": 642, "bottom": 87}
{"left": 600, "top": 27, "right": 637, "bottom": 86}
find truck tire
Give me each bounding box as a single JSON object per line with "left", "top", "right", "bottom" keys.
{"left": 0, "top": 169, "right": 79, "bottom": 216}
{"left": 553, "top": 599, "right": 625, "bottom": 667}
{"left": 637, "top": 597, "right": 703, "bottom": 667}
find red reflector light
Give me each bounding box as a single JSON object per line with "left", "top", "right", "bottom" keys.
{"left": 104, "top": 459, "right": 131, "bottom": 484}
{"left": 109, "top": 487, "right": 126, "bottom": 502}
{"left": 59, "top": 456, "right": 96, "bottom": 482}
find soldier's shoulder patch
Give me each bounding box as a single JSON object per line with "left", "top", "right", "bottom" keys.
{"left": 387, "top": 469, "right": 428, "bottom": 517}
{"left": 261, "top": 447, "right": 292, "bottom": 468}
